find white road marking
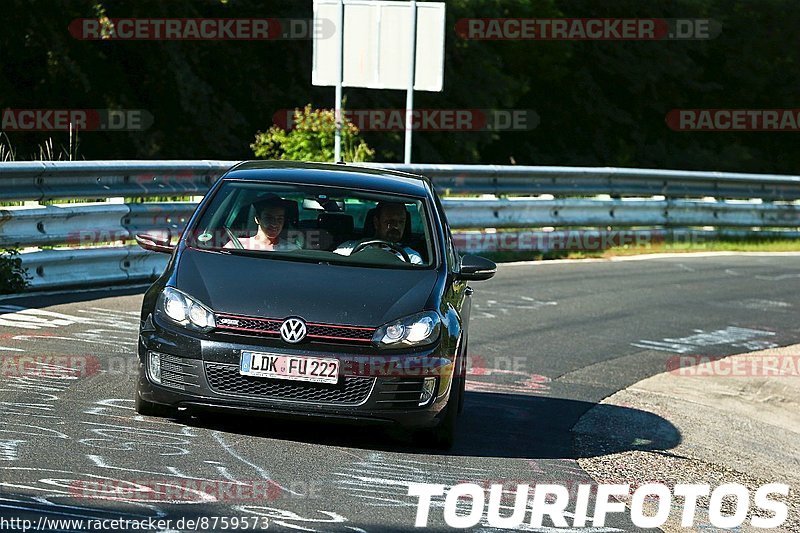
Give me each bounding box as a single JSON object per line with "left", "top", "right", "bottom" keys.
{"left": 473, "top": 296, "right": 557, "bottom": 319}
{"left": 756, "top": 273, "right": 800, "bottom": 281}
{"left": 0, "top": 440, "right": 25, "bottom": 461}
{"left": 632, "top": 326, "right": 777, "bottom": 354}
{"left": 212, "top": 431, "right": 302, "bottom": 496}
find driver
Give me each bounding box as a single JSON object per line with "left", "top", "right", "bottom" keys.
{"left": 334, "top": 201, "right": 423, "bottom": 264}
{"left": 224, "top": 196, "right": 301, "bottom": 251}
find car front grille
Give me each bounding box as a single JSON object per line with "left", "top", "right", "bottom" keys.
{"left": 374, "top": 378, "right": 427, "bottom": 408}
{"left": 306, "top": 324, "right": 373, "bottom": 342}
{"left": 204, "top": 363, "right": 375, "bottom": 406}
{"left": 159, "top": 353, "right": 202, "bottom": 391}
{"left": 214, "top": 313, "right": 374, "bottom": 344}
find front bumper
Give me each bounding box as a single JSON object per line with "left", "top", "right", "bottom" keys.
{"left": 137, "top": 316, "right": 456, "bottom": 429}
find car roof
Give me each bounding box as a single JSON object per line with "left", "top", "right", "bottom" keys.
{"left": 224, "top": 161, "right": 432, "bottom": 197}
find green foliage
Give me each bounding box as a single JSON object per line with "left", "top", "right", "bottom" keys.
{"left": 3, "top": 0, "right": 800, "bottom": 172}
{"left": 0, "top": 249, "right": 31, "bottom": 294}
{"left": 251, "top": 105, "right": 375, "bottom": 163}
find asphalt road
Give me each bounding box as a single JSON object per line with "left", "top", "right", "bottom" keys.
{"left": 0, "top": 254, "right": 798, "bottom": 532}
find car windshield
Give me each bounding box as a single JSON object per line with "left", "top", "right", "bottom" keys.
{"left": 186, "top": 180, "right": 436, "bottom": 269}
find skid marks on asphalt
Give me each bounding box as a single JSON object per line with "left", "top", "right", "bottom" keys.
{"left": 332, "top": 453, "right": 622, "bottom": 532}
{"left": 631, "top": 325, "right": 778, "bottom": 354}
{"left": 0, "top": 392, "right": 366, "bottom": 532}
{"left": 0, "top": 362, "right": 168, "bottom": 524}
{"left": 466, "top": 354, "right": 551, "bottom": 395}
{"left": 710, "top": 298, "right": 793, "bottom": 313}
{"left": 333, "top": 454, "right": 490, "bottom": 508}
{"left": 471, "top": 295, "right": 558, "bottom": 320}
{"left": 0, "top": 306, "right": 139, "bottom": 352}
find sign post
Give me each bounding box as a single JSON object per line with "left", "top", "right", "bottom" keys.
{"left": 403, "top": 0, "right": 417, "bottom": 164}
{"left": 334, "top": 0, "right": 344, "bottom": 162}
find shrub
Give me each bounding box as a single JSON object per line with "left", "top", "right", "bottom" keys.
{"left": 0, "top": 249, "right": 31, "bottom": 294}
{"left": 251, "top": 105, "right": 374, "bottom": 163}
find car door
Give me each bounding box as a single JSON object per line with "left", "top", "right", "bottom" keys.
{"left": 433, "top": 191, "right": 472, "bottom": 334}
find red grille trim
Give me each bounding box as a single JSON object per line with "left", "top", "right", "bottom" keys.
{"left": 214, "top": 313, "right": 375, "bottom": 344}
{"left": 307, "top": 322, "right": 373, "bottom": 331}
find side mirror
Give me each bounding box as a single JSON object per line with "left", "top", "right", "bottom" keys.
{"left": 457, "top": 254, "right": 496, "bottom": 281}
{"left": 135, "top": 233, "right": 174, "bottom": 254}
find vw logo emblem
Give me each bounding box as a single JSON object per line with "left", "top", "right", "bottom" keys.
{"left": 280, "top": 317, "right": 307, "bottom": 343}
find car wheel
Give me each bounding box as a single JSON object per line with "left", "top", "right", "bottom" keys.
{"left": 418, "top": 378, "right": 460, "bottom": 450}
{"left": 134, "top": 389, "right": 174, "bottom": 418}
{"left": 457, "top": 336, "right": 467, "bottom": 414}
{"left": 430, "top": 393, "right": 458, "bottom": 449}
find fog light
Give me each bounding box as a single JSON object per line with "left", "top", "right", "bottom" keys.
{"left": 419, "top": 377, "right": 437, "bottom": 406}
{"left": 148, "top": 352, "right": 162, "bottom": 384}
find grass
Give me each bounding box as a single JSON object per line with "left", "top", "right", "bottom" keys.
{"left": 480, "top": 236, "right": 800, "bottom": 263}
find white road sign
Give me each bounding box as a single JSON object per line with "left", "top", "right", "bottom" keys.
{"left": 313, "top": 0, "right": 446, "bottom": 92}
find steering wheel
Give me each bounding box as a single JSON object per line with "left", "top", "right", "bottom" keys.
{"left": 351, "top": 239, "right": 411, "bottom": 262}
{"left": 223, "top": 226, "right": 244, "bottom": 250}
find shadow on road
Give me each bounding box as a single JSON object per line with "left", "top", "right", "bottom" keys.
{"left": 0, "top": 284, "right": 148, "bottom": 309}
{"left": 181, "top": 390, "right": 681, "bottom": 460}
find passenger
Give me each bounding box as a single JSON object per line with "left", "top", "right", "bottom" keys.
{"left": 225, "top": 196, "right": 300, "bottom": 251}
{"left": 334, "top": 201, "right": 423, "bottom": 264}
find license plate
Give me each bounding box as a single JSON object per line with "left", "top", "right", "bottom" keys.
{"left": 240, "top": 351, "right": 339, "bottom": 384}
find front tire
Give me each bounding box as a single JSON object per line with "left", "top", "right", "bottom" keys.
{"left": 135, "top": 387, "right": 174, "bottom": 418}
{"left": 430, "top": 398, "right": 458, "bottom": 449}
{"left": 418, "top": 378, "right": 461, "bottom": 449}
{"left": 457, "top": 335, "right": 467, "bottom": 414}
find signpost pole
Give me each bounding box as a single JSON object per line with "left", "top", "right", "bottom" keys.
{"left": 403, "top": 0, "right": 417, "bottom": 164}
{"left": 334, "top": 0, "right": 344, "bottom": 162}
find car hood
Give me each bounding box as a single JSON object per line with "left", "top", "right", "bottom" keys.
{"left": 173, "top": 248, "right": 440, "bottom": 327}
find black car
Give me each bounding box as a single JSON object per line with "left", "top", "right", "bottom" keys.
{"left": 134, "top": 161, "right": 495, "bottom": 447}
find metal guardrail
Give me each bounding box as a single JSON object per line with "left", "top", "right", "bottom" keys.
{"left": 21, "top": 246, "right": 167, "bottom": 288}
{"left": 1, "top": 160, "right": 799, "bottom": 290}
{"left": 443, "top": 198, "right": 800, "bottom": 229}
{"left": 3, "top": 198, "right": 798, "bottom": 250}
{"left": 367, "top": 164, "right": 800, "bottom": 200}
{"left": 0, "top": 160, "right": 232, "bottom": 201}
{"left": 453, "top": 228, "right": 800, "bottom": 254}
{"left": 0, "top": 203, "right": 196, "bottom": 247}
{"left": 4, "top": 160, "right": 800, "bottom": 200}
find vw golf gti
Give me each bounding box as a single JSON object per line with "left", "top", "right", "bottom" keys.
{"left": 134, "top": 161, "right": 496, "bottom": 447}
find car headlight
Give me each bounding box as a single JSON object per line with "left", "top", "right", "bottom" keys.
{"left": 156, "top": 287, "right": 216, "bottom": 332}
{"left": 373, "top": 311, "right": 441, "bottom": 347}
